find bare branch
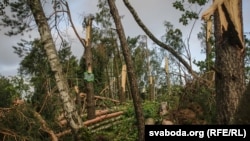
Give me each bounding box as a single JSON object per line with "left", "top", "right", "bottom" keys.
{"left": 64, "top": 2, "right": 86, "bottom": 48}
{"left": 123, "top": 0, "right": 194, "bottom": 75}
{"left": 186, "top": 8, "right": 204, "bottom": 67}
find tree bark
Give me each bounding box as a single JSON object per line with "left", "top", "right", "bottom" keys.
{"left": 212, "top": 0, "right": 245, "bottom": 124}
{"left": 235, "top": 81, "right": 250, "bottom": 123}
{"left": 28, "top": 0, "right": 82, "bottom": 133}
{"left": 65, "top": 2, "right": 96, "bottom": 120}
{"left": 107, "top": 0, "right": 145, "bottom": 141}
{"left": 84, "top": 16, "right": 96, "bottom": 120}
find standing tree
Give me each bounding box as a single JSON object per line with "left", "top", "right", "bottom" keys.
{"left": 82, "top": 15, "right": 96, "bottom": 120}
{"left": 107, "top": 0, "right": 145, "bottom": 141}
{"left": 64, "top": 2, "right": 97, "bottom": 120}
{"left": 202, "top": 0, "right": 245, "bottom": 124}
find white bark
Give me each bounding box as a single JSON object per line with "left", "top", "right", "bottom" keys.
{"left": 29, "top": 0, "right": 83, "bottom": 131}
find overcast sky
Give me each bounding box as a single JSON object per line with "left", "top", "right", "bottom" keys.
{"left": 0, "top": 0, "right": 249, "bottom": 77}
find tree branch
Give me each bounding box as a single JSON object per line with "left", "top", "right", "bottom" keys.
{"left": 33, "top": 111, "right": 58, "bottom": 141}
{"left": 123, "top": 0, "right": 194, "bottom": 75}
{"left": 64, "top": 2, "right": 86, "bottom": 48}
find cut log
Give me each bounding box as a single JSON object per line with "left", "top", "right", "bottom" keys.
{"left": 83, "top": 111, "right": 124, "bottom": 126}
{"left": 88, "top": 116, "right": 122, "bottom": 130}
{"left": 80, "top": 93, "right": 120, "bottom": 103}
{"left": 59, "top": 109, "right": 122, "bottom": 127}
{"left": 56, "top": 111, "right": 125, "bottom": 137}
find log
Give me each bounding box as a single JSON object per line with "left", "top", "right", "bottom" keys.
{"left": 56, "top": 111, "right": 125, "bottom": 137}
{"left": 80, "top": 93, "right": 120, "bottom": 103}
{"left": 87, "top": 116, "right": 122, "bottom": 130}
{"left": 59, "top": 110, "right": 122, "bottom": 126}
{"left": 95, "top": 109, "right": 110, "bottom": 116}
{"left": 56, "top": 129, "right": 71, "bottom": 138}
{"left": 58, "top": 109, "right": 112, "bottom": 126}
{"left": 83, "top": 111, "right": 124, "bottom": 126}
{"left": 91, "top": 119, "right": 124, "bottom": 132}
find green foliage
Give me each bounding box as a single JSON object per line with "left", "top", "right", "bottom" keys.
{"left": 15, "top": 38, "right": 80, "bottom": 121}
{"left": 142, "top": 101, "right": 160, "bottom": 119}
{"left": 179, "top": 11, "right": 198, "bottom": 25}
{"left": 124, "top": 101, "right": 160, "bottom": 120}
{"left": 157, "top": 85, "right": 182, "bottom": 109}
{"left": 0, "top": 75, "right": 30, "bottom": 108}
{"left": 93, "top": 102, "right": 151, "bottom": 141}
{"left": 172, "top": 0, "right": 208, "bottom": 25}
{"left": 0, "top": 75, "right": 19, "bottom": 107}
{"left": 84, "top": 0, "right": 124, "bottom": 95}
{"left": 76, "top": 127, "right": 95, "bottom": 141}
{"left": 193, "top": 59, "right": 207, "bottom": 72}
{"left": 195, "top": 22, "right": 215, "bottom": 72}
{"left": 0, "top": 105, "right": 49, "bottom": 141}
{"left": 96, "top": 0, "right": 113, "bottom": 28}
{"left": 126, "top": 35, "right": 166, "bottom": 93}
{"left": 128, "top": 35, "right": 148, "bottom": 82}
{"left": 163, "top": 21, "right": 184, "bottom": 53}
{"left": 173, "top": 1, "right": 185, "bottom": 11}
{"left": 103, "top": 117, "right": 138, "bottom": 141}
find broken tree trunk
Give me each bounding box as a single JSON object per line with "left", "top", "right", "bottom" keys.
{"left": 120, "top": 64, "right": 127, "bottom": 103}
{"left": 202, "top": 0, "right": 245, "bottom": 124}
{"left": 83, "top": 15, "right": 96, "bottom": 120}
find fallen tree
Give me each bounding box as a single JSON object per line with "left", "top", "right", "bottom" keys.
{"left": 56, "top": 111, "right": 124, "bottom": 138}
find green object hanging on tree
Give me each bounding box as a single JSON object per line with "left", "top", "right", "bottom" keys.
{"left": 84, "top": 72, "right": 94, "bottom": 82}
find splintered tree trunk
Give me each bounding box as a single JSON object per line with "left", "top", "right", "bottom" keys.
{"left": 209, "top": 0, "right": 245, "bottom": 124}
{"left": 107, "top": 0, "right": 145, "bottom": 141}
{"left": 120, "top": 64, "right": 127, "bottom": 103}
{"left": 84, "top": 16, "right": 96, "bottom": 120}
{"left": 205, "top": 18, "right": 213, "bottom": 71}
{"left": 29, "top": 0, "right": 82, "bottom": 132}
{"left": 165, "top": 57, "right": 171, "bottom": 95}
{"left": 149, "top": 76, "right": 154, "bottom": 101}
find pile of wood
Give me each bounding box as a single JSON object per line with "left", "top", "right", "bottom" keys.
{"left": 56, "top": 108, "right": 125, "bottom": 138}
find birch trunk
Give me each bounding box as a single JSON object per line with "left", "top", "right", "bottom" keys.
{"left": 28, "top": 0, "right": 82, "bottom": 131}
